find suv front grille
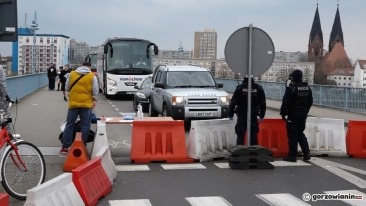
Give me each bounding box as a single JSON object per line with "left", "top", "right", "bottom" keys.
{"left": 187, "top": 98, "right": 217, "bottom": 105}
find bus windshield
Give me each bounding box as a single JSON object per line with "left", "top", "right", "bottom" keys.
{"left": 89, "top": 54, "right": 97, "bottom": 69}
{"left": 106, "top": 40, "right": 152, "bottom": 75}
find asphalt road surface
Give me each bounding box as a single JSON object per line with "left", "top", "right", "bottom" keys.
{"left": 2, "top": 88, "right": 365, "bottom": 206}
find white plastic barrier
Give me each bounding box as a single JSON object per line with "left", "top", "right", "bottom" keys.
{"left": 93, "top": 145, "right": 117, "bottom": 184}
{"left": 91, "top": 121, "right": 109, "bottom": 158}
{"left": 24, "top": 173, "right": 84, "bottom": 206}
{"left": 187, "top": 119, "right": 236, "bottom": 161}
{"left": 303, "top": 117, "right": 347, "bottom": 156}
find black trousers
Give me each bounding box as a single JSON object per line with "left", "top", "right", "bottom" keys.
{"left": 235, "top": 114, "right": 259, "bottom": 145}
{"left": 48, "top": 77, "right": 56, "bottom": 90}
{"left": 286, "top": 117, "right": 310, "bottom": 158}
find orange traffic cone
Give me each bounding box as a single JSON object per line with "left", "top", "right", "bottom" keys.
{"left": 63, "top": 132, "right": 90, "bottom": 172}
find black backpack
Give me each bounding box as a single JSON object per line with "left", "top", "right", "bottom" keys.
{"left": 58, "top": 120, "right": 95, "bottom": 143}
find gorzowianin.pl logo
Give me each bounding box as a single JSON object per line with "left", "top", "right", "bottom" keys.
{"left": 302, "top": 192, "right": 363, "bottom": 202}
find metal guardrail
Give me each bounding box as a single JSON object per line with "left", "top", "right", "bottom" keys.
{"left": 217, "top": 78, "right": 366, "bottom": 114}
{"left": 7, "top": 73, "right": 48, "bottom": 100}
{"left": 6, "top": 75, "right": 365, "bottom": 114}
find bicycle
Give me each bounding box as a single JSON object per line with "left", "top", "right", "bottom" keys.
{"left": 0, "top": 100, "right": 46, "bottom": 200}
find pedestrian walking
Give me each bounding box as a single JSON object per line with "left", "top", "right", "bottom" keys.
{"left": 56, "top": 66, "right": 62, "bottom": 91}
{"left": 228, "top": 76, "right": 266, "bottom": 146}
{"left": 59, "top": 65, "right": 71, "bottom": 101}
{"left": 47, "top": 63, "right": 57, "bottom": 90}
{"left": 280, "top": 69, "right": 313, "bottom": 162}
{"left": 60, "top": 62, "right": 99, "bottom": 154}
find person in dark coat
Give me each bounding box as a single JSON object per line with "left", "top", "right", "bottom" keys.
{"left": 47, "top": 63, "right": 57, "bottom": 90}
{"left": 59, "top": 65, "right": 71, "bottom": 101}
{"left": 280, "top": 69, "right": 313, "bottom": 162}
{"left": 228, "top": 77, "right": 266, "bottom": 145}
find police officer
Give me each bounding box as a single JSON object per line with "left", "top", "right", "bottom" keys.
{"left": 228, "top": 77, "right": 266, "bottom": 145}
{"left": 280, "top": 69, "right": 313, "bottom": 162}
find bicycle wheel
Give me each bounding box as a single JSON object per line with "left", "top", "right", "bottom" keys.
{"left": 1, "top": 141, "right": 46, "bottom": 200}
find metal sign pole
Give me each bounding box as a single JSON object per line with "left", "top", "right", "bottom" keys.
{"left": 247, "top": 24, "right": 253, "bottom": 146}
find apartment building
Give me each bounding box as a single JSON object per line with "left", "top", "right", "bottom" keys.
{"left": 69, "top": 39, "right": 97, "bottom": 65}
{"left": 158, "top": 49, "right": 192, "bottom": 59}
{"left": 259, "top": 62, "right": 315, "bottom": 84}
{"left": 13, "top": 27, "right": 70, "bottom": 75}
{"left": 193, "top": 28, "right": 217, "bottom": 60}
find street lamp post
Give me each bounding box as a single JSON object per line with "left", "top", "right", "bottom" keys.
{"left": 30, "top": 11, "right": 39, "bottom": 74}
{"left": 31, "top": 25, "right": 38, "bottom": 73}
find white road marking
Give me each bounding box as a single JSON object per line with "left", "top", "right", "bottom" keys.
{"left": 310, "top": 157, "right": 366, "bottom": 188}
{"left": 256, "top": 193, "right": 312, "bottom": 206}
{"left": 271, "top": 161, "right": 311, "bottom": 167}
{"left": 186, "top": 196, "right": 232, "bottom": 206}
{"left": 108, "top": 140, "right": 131, "bottom": 148}
{"left": 214, "top": 163, "right": 230, "bottom": 168}
{"left": 324, "top": 190, "right": 365, "bottom": 205}
{"left": 109, "top": 199, "right": 152, "bottom": 206}
{"left": 116, "top": 165, "right": 150, "bottom": 171}
{"left": 161, "top": 163, "right": 206, "bottom": 170}
{"left": 38, "top": 147, "right": 64, "bottom": 155}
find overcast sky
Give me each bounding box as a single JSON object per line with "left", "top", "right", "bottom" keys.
{"left": 1, "top": 0, "right": 365, "bottom": 61}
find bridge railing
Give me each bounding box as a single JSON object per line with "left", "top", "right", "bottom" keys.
{"left": 7, "top": 73, "right": 48, "bottom": 100}
{"left": 6, "top": 75, "right": 366, "bottom": 114}
{"left": 216, "top": 78, "right": 366, "bottom": 114}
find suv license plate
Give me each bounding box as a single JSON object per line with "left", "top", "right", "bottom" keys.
{"left": 195, "top": 112, "right": 212, "bottom": 117}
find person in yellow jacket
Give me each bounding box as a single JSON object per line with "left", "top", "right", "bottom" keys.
{"left": 60, "top": 62, "right": 99, "bottom": 154}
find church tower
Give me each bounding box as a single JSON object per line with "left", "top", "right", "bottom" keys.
{"left": 308, "top": 3, "right": 324, "bottom": 61}
{"left": 328, "top": 3, "right": 344, "bottom": 53}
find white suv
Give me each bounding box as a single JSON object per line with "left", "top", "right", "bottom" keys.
{"left": 149, "top": 65, "right": 229, "bottom": 122}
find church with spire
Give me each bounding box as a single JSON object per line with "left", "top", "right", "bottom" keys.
{"left": 308, "top": 2, "right": 354, "bottom": 86}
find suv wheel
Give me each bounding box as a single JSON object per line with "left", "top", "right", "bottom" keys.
{"left": 149, "top": 101, "right": 158, "bottom": 117}
{"left": 132, "top": 98, "right": 138, "bottom": 111}
{"left": 184, "top": 120, "right": 191, "bottom": 131}
{"left": 162, "top": 105, "right": 170, "bottom": 117}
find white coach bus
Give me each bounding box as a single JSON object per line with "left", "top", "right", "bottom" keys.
{"left": 96, "top": 37, "right": 158, "bottom": 98}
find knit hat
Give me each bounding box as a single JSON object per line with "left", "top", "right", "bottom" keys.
{"left": 291, "top": 69, "right": 302, "bottom": 82}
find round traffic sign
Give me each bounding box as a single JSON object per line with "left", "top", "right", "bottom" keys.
{"left": 224, "top": 26, "right": 275, "bottom": 77}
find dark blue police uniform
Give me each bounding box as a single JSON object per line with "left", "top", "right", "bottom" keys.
{"left": 228, "top": 78, "right": 266, "bottom": 145}
{"left": 280, "top": 70, "right": 313, "bottom": 162}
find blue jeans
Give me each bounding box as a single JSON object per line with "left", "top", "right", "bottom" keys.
{"left": 62, "top": 108, "right": 91, "bottom": 147}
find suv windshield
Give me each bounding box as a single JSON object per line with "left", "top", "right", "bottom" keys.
{"left": 141, "top": 77, "right": 152, "bottom": 89}
{"left": 167, "top": 71, "right": 216, "bottom": 88}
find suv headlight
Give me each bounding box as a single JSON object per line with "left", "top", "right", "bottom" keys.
{"left": 172, "top": 96, "right": 185, "bottom": 105}
{"left": 107, "top": 78, "right": 117, "bottom": 86}
{"left": 136, "top": 92, "right": 146, "bottom": 98}
{"left": 219, "top": 96, "right": 229, "bottom": 105}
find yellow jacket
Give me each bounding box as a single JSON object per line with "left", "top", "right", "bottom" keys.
{"left": 68, "top": 71, "right": 94, "bottom": 109}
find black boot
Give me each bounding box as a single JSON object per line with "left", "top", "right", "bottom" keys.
{"left": 303, "top": 155, "right": 311, "bottom": 162}
{"left": 283, "top": 157, "right": 297, "bottom": 162}
{"left": 64, "top": 96, "right": 68, "bottom": 101}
